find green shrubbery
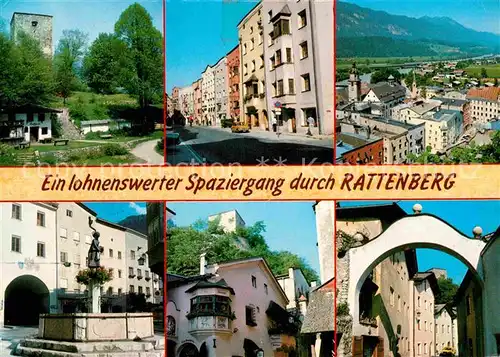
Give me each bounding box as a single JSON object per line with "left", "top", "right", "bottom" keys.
{"left": 101, "top": 143, "right": 128, "bottom": 156}
{"left": 0, "top": 145, "right": 17, "bottom": 165}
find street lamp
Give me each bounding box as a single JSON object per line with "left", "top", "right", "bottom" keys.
{"left": 137, "top": 247, "right": 146, "bottom": 266}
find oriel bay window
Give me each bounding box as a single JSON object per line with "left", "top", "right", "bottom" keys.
{"left": 272, "top": 18, "right": 290, "bottom": 39}
{"left": 188, "top": 295, "right": 233, "bottom": 318}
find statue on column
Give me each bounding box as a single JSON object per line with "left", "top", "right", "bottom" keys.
{"left": 87, "top": 217, "right": 101, "bottom": 268}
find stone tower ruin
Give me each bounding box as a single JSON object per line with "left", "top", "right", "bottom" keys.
{"left": 10, "top": 12, "right": 53, "bottom": 57}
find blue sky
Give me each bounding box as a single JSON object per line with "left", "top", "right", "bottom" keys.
{"left": 0, "top": 0, "right": 162, "bottom": 51}
{"left": 84, "top": 200, "right": 498, "bottom": 286}
{"left": 345, "top": 0, "right": 500, "bottom": 34}
{"left": 85, "top": 202, "right": 147, "bottom": 222}
{"left": 340, "top": 200, "right": 500, "bottom": 284}
{"left": 166, "top": 0, "right": 256, "bottom": 93}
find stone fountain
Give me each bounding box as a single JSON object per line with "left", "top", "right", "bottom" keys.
{"left": 16, "top": 219, "right": 164, "bottom": 357}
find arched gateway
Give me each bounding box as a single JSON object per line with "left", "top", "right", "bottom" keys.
{"left": 347, "top": 214, "right": 486, "bottom": 328}
{"left": 4, "top": 275, "right": 50, "bottom": 326}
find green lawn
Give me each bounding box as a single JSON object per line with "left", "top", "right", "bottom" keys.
{"left": 106, "top": 130, "right": 164, "bottom": 143}
{"left": 25, "top": 141, "right": 101, "bottom": 153}
{"left": 464, "top": 64, "right": 500, "bottom": 78}
{"left": 51, "top": 92, "right": 136, "bottom": 108}
{"left": 69, "top": 155, "right": 138, "bottom": 165}
{"left": 83, "top": 129, "right": 164, "bottom": 147}
{"left": 40, "top": 155, "right": 137, "bottom": 165}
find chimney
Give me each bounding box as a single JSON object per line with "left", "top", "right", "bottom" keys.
{"left": 200, "top": 253, "right": 207, "bottom": 275}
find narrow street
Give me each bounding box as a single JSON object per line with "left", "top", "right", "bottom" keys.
{"left": 166, "top": 125, "right": 334, "bottom": 165}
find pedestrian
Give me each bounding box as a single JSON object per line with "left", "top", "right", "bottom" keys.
{"left": 272, "top": 116, "right": 277, "bottom": 132}
{"left": 307, "top": 116, "right": 315, "bottom": 136}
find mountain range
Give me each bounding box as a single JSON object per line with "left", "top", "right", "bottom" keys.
{"left": 118, "top": 214, "right": 147, "bottom": 235}
{"left": 337, "top": 1, "right": 500, "bottom": 58}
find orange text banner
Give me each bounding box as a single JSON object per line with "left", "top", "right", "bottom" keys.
{"left": 0, "top": 165, "right": 498, "bottom": 201}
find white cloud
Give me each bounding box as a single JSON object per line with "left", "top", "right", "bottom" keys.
{"left": 129, "top": 202, "right": 146, "bottom": 215}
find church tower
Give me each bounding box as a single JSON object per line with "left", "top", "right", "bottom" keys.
{"left": 411, "top": 71, "right": 418, "bottom": 99}
{"left": 348, "top": 62, "right": 361, "bottom": 102}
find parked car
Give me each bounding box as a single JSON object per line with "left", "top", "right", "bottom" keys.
{"left": 166, "top": 126, "right": 180, "bottom": 146}
{"left": 231, "top": 123, "right": 250, "bottom": 133}
{"left": 439, "top": 346, "right": 456, "bottom": 356}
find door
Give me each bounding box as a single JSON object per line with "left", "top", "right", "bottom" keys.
{"left": 30, "top": 126, "right": 39, "bottom": 142}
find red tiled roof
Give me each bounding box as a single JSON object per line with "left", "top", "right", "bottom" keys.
{"left": 467, "top": 87, "right": 500, "bottom": 102}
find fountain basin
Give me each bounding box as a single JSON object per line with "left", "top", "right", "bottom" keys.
{"left": 38, "top": 313, "right": 155, "bottom": 342}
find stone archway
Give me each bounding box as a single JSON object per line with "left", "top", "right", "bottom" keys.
{"left": 347, "top": 214, "right": 486, "bottom": 331}
{"left": 244, "top": 339, "right": 263, "bottom": 357}
{"left": 178, "top": 342, "right": 199, "bottom": 357}
{"left": 4, "top": 275, "right": 50, "bottom": 326}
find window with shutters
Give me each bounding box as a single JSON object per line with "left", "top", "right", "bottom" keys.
{"left": 245, "top": 305, "right": 257, "bottom": 326}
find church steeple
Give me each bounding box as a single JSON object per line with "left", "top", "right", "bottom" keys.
{"left": 411, "top": 71, "right": 418, "bottom": 99}
{"left": 348, "top": 62, "right": 361, "bottom": 102}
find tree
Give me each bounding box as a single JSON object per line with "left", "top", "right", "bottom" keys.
{"left": 114, "top": 3, "right": 163, "bottom": 109}
{"left": 167, "top": 220, "right": 319, "bottom": 283}
{"left": 83, "top": 33, "right": 131, "bottom": 94}
{"left": 0, "top": 33, "right": 19, "bottom": 107}
{"left": 480, "top": 67, "right": 488, "bottom": 78}
{"left": 435, "top": 277, "right": 459, "bottom": 305}
{"left": 408, "top": 131, "right": 500, "bottom": 164}
{"left": 0, "top": 32, "right": 55, "bottom": 108}
{"left": 371, "top": 68, "right": 401, "bottom": 84}
{"left": 53, "top": 30, "right": 88, "bottom": 104}
{"left": 407, "top": 147, "right": 444, "bottom": 164}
